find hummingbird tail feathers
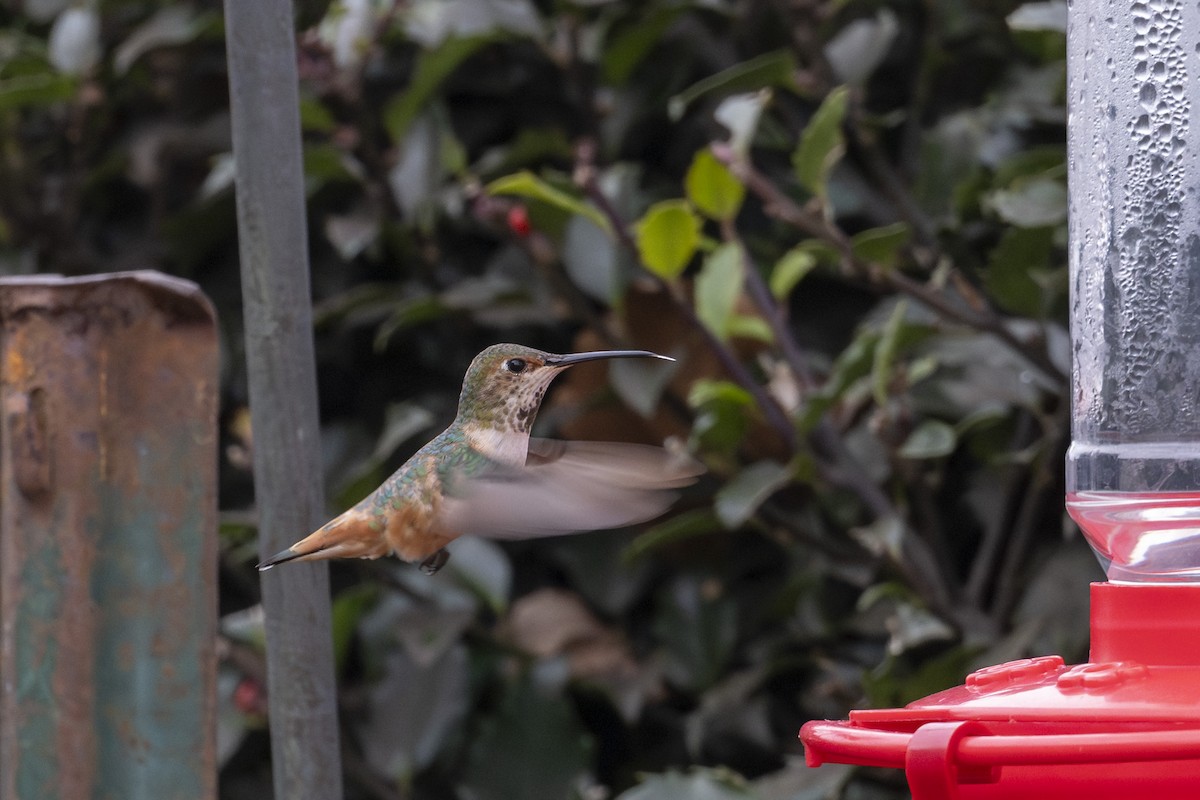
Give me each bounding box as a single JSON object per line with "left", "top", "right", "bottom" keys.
{"left": 255, "top": 508, "right": 391, "bottom": 571}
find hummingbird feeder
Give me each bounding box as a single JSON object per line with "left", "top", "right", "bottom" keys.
{"left": 800, "top": 3, "right": 1200, "bottom": 796}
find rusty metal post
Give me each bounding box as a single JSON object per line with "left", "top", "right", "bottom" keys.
{"left": 0, "top": 271, "right": 218, "bottom": 800}
{"left": 224, "top": 0, "right": 345, "bottom": 797}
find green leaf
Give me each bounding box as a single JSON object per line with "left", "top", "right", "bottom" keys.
{"left": 986, "top": 226, "right": 1054, "bottom": 316}
{"left": 357, "top": 645, "right": 471, "bottom": 781}
{"left": 113, "top": 5, "right": 206, "bottom": 76}
{"left": 384, "top": 36, "right": 488, "bottom": 143}
{"left": 987, "top": 177, "right": 1067, "bottom": 227}
{"left": 602, "top": 6, "right": 683, "bottom": 86}
{"left": 609, "top": 353, "right": 678, "bottom": 418}
{"left": 304, "top": 143, "right": 361, "bottom": 189}
{"left": 0, "top": 73, "right": 76, "bottom": 111}
{"left": 848, "top": 515, "right": 906, "bottom": 561}
{"left": 796, "top": 329, "right": 879, "bottom": 432}
{"left": 898, "top": 419, "right": 958, "bottom": 459}
{"left": 359, "top": 587, "right": 475, "bottom": 670}
{"left": 769, "top": 248, "right": 818, "bottom": 299}
{"left": 634, "top": 200, "right": 702, "bottom": 278}
{"left": 551, "top": 535, "right": 654, "bottom": 617}
{"left": 486, "top": 170, "right": 611, "bottom": 234}
{"left": 373, "top": 295, "right": 447, "bottom": 351}
{"left": 688, "top": 379, "right": 755, "bottom": 410}
{"left": 685, "top": 148, "right": 745, "bottom": 221}
{"left": 992, "top": 146, "right": 1066, "bottom": 187}
{"left": 220, "top": 605, "right": 265, "bottom": 648}
{"left": 688, "top": 380, "right": 755, "bottom": 457}
{"left": 443, "top": 537, "right": 512, "bottom": 615}
{"left": 299, "top": 96, "right": 337, "bottom": 133}
{"left": 1007, "top": 1, "right": 1067, "bottom": 33}
{"left": 715, "top": 460, "right": 793, "bottom": 528}
{"left": 668, "top": 50, "right": 797, "bottom": 121}
{"left": 691, "top": 404, "right": 747, "bottom": 456}
{"left": 714, "top": 90, "right": 772, "bottom": 157}
{"left": 825, "top": 10, "right": 899, "bottom": 85}
{"left": 872, "top": 300, "right": 908, "bottom": 406}
{"left": 726, "top": 314, "right": 773, "bottom": 343}
{"left": 460, "top": 676, "right": 593, "bottom": 800}
{"left": 331, "top": 585, "right": 379, "bottom": 674}
{"left": 562, "top": 215, "right": 620, "bottom": 303}
{"left": 851, "top": 222, "right": 910, "bottom": 268}
{"left": 793, "top": 86, "right": 849, "bottom": 197}
{"left": 655, "top": 577, "right": 739, "bottom": 691}
{"left": 618, "top": 769, "right": 760, "bottom": 800}
{"left": 695, "top": 243, "right": 743, "bottom": 340}
{"left": 479, "top": 126, "right": 573, "bottom": 177}
{"left": 864, "top": 644, "right": 978, "bottom": 708}
{"left": 623, "top": 508, "right": 724, "bottom": 563}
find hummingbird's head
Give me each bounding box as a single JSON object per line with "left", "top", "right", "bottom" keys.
{"left": 455, "top": 343, "right": 673, "bottom": 437}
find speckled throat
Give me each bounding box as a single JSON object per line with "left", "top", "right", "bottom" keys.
{"left": 466, "top": 369, "right": 556, "bottom": 434}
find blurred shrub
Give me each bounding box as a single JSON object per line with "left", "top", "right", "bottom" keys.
{"left": 0, "top": 0, "right": 1087, "bottom": 798}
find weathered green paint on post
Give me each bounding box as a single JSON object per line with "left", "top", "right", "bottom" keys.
{"left": 0, "top": 272, "right": 218, "bottom": 800}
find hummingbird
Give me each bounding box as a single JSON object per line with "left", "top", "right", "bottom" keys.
{"left": 258, "top": 343, "right": 702, "bottom": 574}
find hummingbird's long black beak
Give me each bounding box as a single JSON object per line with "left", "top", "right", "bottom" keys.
{"left": 544, "top": 349, "right": 674, "bottom": 368}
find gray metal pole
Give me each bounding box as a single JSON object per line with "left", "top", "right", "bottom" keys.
{"left": 223, "top": 2, "right": 344, "bottom": 797}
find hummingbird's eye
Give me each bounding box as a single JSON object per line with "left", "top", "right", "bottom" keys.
{"left": 503, "top": 358, "right": 528, "bottom": 374}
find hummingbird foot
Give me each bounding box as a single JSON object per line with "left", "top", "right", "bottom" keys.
{"left": 418, "top": 548, "right": 450, "bottom": 575}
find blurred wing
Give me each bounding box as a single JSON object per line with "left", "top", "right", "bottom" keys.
{"left": 439, "top": 438, "right": 703, "bottom": 540}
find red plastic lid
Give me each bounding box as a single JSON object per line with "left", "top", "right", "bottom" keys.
{"left": 800, "top": 583, "right": 1200, "bottom": 798}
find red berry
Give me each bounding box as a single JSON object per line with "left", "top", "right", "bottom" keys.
{"left": 507, "top": 204, "right": 531, "bottom": 237}
{"left": 233, "top": 677, "right": 265, "bottom": 715}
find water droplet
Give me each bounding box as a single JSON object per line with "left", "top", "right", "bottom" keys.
{"left": 1141, "top": 83, "right": 1159, "bottom": 109}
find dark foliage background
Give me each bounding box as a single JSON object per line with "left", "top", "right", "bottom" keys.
{"left": 1, "top": 0, "right": 1091, "bottom": 797}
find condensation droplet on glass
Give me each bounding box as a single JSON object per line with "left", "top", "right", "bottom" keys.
{"left": 1141, "top": 83, "right": 1158, "bottom": 109}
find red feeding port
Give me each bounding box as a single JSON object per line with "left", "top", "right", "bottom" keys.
{"left": 801, "top": 584, "right": 1200, "bottom": 799}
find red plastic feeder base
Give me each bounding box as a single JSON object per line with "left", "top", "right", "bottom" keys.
{"left": 800, "top": 583, "right": 1200, "bottom": 799}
